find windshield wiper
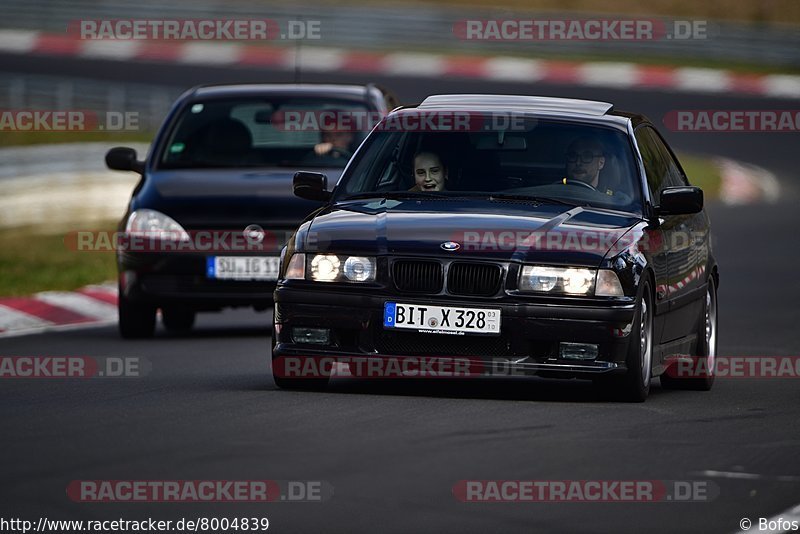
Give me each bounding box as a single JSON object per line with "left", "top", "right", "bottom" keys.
{"left": 342, "top": 191, "right": 450, "bottom": 201}
{"left": 450, "top": 192, "right": 583, "bottom": 208}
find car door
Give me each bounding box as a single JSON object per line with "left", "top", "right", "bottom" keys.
{"left": 633, "top": 126, "right": 671, "bottom": 348}
{"left": 650, "top": 128, "right": 707, "bottom": 345}
{"left": 639, "top": 126, "right": 704, "bottom": 345}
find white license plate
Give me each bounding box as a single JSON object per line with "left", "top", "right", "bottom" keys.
{"left": 383, "top": 302, "right": 501, "bottom": 336}
{"left": 206, "top": 256, "right": 280, "bottom": 281}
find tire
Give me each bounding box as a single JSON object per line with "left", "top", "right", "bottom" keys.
{"left": 118, "top": 292, "right": 156, "bottom": 339}
{"left": 661, "top": 277, "right": 717, "bottom": 391}
{"left": 594, "top": 279, "right": 653, "bottom": 402}
{"left": 162, "top": 307, "right": 196, "bottom": 332}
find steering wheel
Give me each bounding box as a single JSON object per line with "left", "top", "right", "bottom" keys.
{"left": 562, "top": 179, "right": 597, "bottom": 191}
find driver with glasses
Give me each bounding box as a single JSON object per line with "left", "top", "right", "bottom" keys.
{"left": 561, "top": 136, "right": 615, "bottom": 196}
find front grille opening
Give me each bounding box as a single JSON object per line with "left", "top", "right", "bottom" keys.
{"left": 392, "top": 260, "right": 443, "bottom": 293}
{"left": 447, "top": 262, "right": 503, "bottom": 296}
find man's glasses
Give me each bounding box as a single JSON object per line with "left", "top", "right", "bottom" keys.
{"left": 567, "top": 151, "right": 603, "bottom": 164}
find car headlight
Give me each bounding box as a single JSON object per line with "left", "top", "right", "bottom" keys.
{"left": 310, "top": 254, "right": 341, "bottom": 281}
{"left": 303, "top": 254, "right": 376, "bottom": 283}
{"left": 519, "top": 266, "right": 624, "bottom": 296}
{"left": 126, "top": 209, "right": 189, "bottom": 240}
{"left": 343, "top": 256, "right": 375, "bottom": 282}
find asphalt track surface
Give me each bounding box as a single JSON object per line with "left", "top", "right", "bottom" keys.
{"left": 1, "top": 53, "right": 799, "bottom": 534}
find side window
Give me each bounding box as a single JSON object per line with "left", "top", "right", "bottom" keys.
{"left": 635, "top": 127, "right": 666, "bottom": 205}
{"left": 650, "top": 129, "right": 688, "bottom": 188}
{"left": 344, "top": 132, "right": 404, "bottom": 192}
{"left": 635, "top": 126, "right": 684, "bottom": 205}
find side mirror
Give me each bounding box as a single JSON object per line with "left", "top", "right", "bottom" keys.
{"left": 106, "top": 147, "right": 144, "bottom": 174}
{"left": 293, "top": 171, "right": 331, "bottom": 202}
{"left": 657, "top": 186, "right": 703, "bottom": 215}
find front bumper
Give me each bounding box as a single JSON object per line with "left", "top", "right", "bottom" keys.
{"left": 273, "top": 285, "right": 637, "bottom": 378}
{"left": 119, "top": 251, "right": 277, "bottom": 310}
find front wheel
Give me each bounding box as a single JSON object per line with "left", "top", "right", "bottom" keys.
{"left": 661, "top": 277, "right": 717, "bottom": 391}
{"left": 594, "top": 279, "right": 653, "bottom": 402}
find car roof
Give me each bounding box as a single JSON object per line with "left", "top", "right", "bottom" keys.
{"left": 189, "top": 83, "right": 377, "bottom": 101}
{"left": 420, "top": 94, "right": 612, "bottom": 114}
{"left": 412, "top": 94, "right": 641, "bottom": 127}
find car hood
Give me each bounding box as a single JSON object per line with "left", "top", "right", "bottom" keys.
{"left": 135, "top": 168, "right": 340, "bottom": 229}
{"left": 304, "top": 198, "right": 640, "bottom": 267}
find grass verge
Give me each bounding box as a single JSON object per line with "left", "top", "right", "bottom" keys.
{"left": 677, "top": 152, "right": 721, "bottom": 197}
{"left": 0, "top": 222, "right": 118, "bottom": 297}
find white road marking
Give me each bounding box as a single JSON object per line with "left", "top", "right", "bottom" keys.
{"left": 675, "top": 67, "right": 731, "bottom": 93}
{"left": 483, "top": 57, "right": 544, "bottom": 82}
{"left": 80, "top": 40, "right": 141, "bottom": 60}
{"left": 763, "top": 74, "right": 800, "bottom": 99}
{"left": 180, "top": 42, "right": 241, "bottom": 64}
{"left": 0, "top": 305, "right": 52, "bottom": 331}
{"left": 0, "top": 29, "right": 39, "bottom": 53}
{"left": 384, "top": 53, "right": 446, "bottom": 76}
{"left": 0, "top": 319, "right": 116, "bottom": 339}
{"left": 34, "top": 291, "right": 118, "bottom": 321}
{"left": 580, "top": 62, "right": 639, "bottom": 88}
{"left": 292, "top": 48, "right": 346, "bottom": 72}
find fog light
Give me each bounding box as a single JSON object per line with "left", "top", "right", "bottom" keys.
{"left": 559, "top": 342, "right": 599, "bottom": 361}
{"left": 291, "top": 327, "right": 330, "bottom": 345}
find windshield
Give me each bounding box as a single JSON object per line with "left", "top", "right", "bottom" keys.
{"left": 158, "top": 97, "right": 373, "bottom": 169}
{"left": 335, "top": 117, "right": 642, "bottom": 213}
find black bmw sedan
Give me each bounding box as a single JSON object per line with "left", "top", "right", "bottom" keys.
{"left": 272, "top": 94, "right": 719, "bottom": 401}
{"left": 106, "top": 83, "right": 399, "bottom": 338}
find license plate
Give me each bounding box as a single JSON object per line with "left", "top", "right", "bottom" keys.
{"left": 206, "top": 256, "right": 280, "bottom": 281}
{"left": 383, "top": 302, "right": 501, "bottom": 336}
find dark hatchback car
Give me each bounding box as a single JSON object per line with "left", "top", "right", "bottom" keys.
{"left": 273, "top": 94, "right": 719, "bottom": 402}
{"left": 106, "top": 83, "right": 399, "bottom": 338}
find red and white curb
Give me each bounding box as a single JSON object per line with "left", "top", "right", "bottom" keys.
{"left": 716, "top": 157, "right": 781, "bottom": 205}
{"left": 0, "top": 282, "right": 118, "bottom": 338}
{"left": 2, "top": 29, "right": 800, "bottom": 99}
